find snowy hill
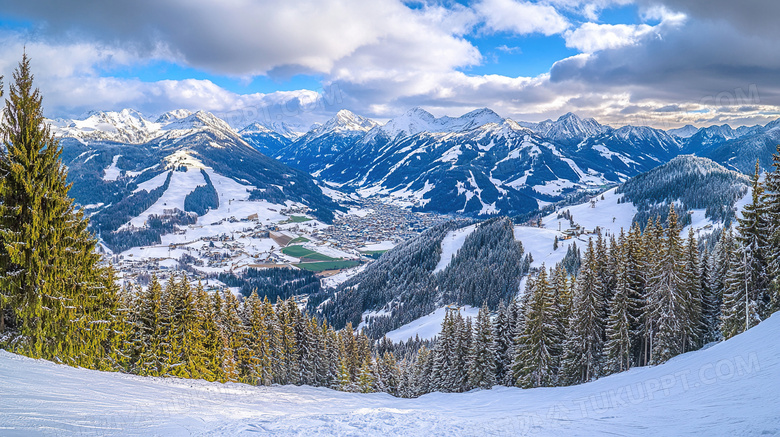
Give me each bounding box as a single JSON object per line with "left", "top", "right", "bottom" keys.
{"left": 322, "top": 154, "right": 753, "bottom": 341}
{"left": 53, "top": 110, "right": 343, "bottom": 282}
{"left": 2, "top": 312, "right": 778, "bottom": 435}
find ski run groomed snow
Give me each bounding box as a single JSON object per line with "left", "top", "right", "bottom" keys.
{"left": 2, "top": 313, "right": 779, "bottom": 436}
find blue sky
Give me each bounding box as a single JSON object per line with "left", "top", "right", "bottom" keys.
{"left": 0, "top": 0, "right": 778, "bottom": 130}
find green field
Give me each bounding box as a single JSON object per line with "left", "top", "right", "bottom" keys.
{"left": 285, "top": 215, "right": 312, "bottom": 223}
{"left": 289, "top": 236, "right": 310, "bottom": 244}
{"left": 296, "top": 260, "right": 361, "bottom": 272}
{"left": 282, "top": 245, "right": 336, "bottom": 261}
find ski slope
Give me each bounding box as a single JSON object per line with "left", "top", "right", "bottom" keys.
{"left": 2, "top": 314, "right": 778, "bottom": 436}
{"left": 385, "top": 305, "right": 480, "bottom": 342}
{"left": 434, "top": 224, "right": 477, "bottom": 273}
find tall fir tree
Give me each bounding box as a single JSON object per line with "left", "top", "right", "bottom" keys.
{"left": 700, "top": 248, "right": 721, "bottom": 344}
{"left": 492, "top": 300, "right": 512, "bottom": 385}
{"left": 647, "top": 205, "right": 688, "bottom": 364}
{"left": 514, "top": 266, "right": 561, "bottom": 388}
{"left": 680, "top": 228, "right": 703, "bottom": 351}
{"left": 0, "top": 54, "right": 117, "bottom": 365}
{"left": 764, "top": 146, "right": 780, "bottom": 313}
{"left": 721, "top": 244, "right": 761, "bottom": 339}
{"left": 468, "top": 303, "right": 497, "bottom": 389}
{"left": 604, "top": 229, "right": 640, "bottom": 374}
{"left": 561, "top": 239, "right": 604, "bottom": 384}
{"left": 735, "top": 160, "right": 770, "bottom": 319}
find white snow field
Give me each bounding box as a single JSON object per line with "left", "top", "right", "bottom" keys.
{"left": 2, "top": 314, "right": 779, "bottom": 436}
{"left": 385, "top": 305, "right": 480, "bottom": 342}
{"left": 433, "top": 224, "right": 478, "bottom": 273}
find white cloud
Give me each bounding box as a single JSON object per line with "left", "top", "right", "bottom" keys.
{"left": 2, "top": 0, "right": 779, "bottom": 131}
{"left": 564, "top": 23, "right": 655, "bottom": 53}
{"left": 2, "top": 0, "right": 480, "bottom": 78}
{"left": 475, "top": 0, "right": 570, "bottom": 36}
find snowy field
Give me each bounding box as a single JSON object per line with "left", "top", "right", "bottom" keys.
{"left": 2, "top": 313, "right": 778, "bottom": 436}
{"left": 385, "top": 305, "right": 480, "bottom": 342}
{"left": 434, "top": 224, "right": 477, "bottom": 273}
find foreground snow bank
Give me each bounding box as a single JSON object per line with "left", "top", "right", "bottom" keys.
{"left": 2, "top": 314, "right": 780, "bottom": 436}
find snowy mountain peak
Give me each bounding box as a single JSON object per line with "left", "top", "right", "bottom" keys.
{"left": 698, "top": 124, "right": 736, "bottom": 139}
{"left": 668, "top": 124, "right": 699, "bottom": 138}
{"left": 161, "top": 110, "right": 233, "bottom": 134}
{"left": 238, "top": 122, "right": 274, "bottom": 135}
{"left": 381, "top": 107, "right": 438, "bottom": 138}
{"left": 155, "top": 109, "right": 193, "bottom": 123}
{"left": 50, "top": 109, "right": 161, "bottom": 144}
{"left": 381, "top": 107, "right": 506, "bottom": 138}
{"left": 517, "top": 112, "right": 609, "bottom": 145}
{"left": 438, "top": 108, "right": 505, "bottom": 131}
{"left": 318, "top": 109, "right": 378, "bottom": 134}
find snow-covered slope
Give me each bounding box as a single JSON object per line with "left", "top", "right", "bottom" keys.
{"left": 433, "top": 224, "right": 477, "bottom": 273}
{"left": 284, "top": 109, "right": 693, "bottom": 217}
{"left": 273, "top": 110, "right": 378, "bottom": 173}
{"left": 2, "top": 313, "right": 778, "bottom": 435}
{"left": 55, "top": 110, "right": 341, "bottom": 277}
{"left": 385, "top": 305, "right": 479, "bottom": 342}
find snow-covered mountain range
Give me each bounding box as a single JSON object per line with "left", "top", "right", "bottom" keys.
{"left": 51, "top": 106, "right": 778, "bottom": 228}
{"left": 245, "top": 107, "right": 777, "bottom": 217}
{"left": 53, "top": 109, "right": 340, "bottom": 256}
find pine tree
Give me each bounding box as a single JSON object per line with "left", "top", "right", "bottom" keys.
{"left": 276, "top": 298, "right": 300, "bottom": 385}
{"left": 764, "top": 146, "right": 780, "bottom": 313}
{"left": 262, "top": 296, "right": 281, "bottom": 385}
{"left": 551, "top": 264, "right": 571, "bottom": 341}
{"left": 133, "top": 277, "right": 166, "bottom": 376}
{"left": 468, "top": 303, "right": 496, "bottom": 389}
{"left": 700, "top": 249, "right": 721, "bottom": 344}
{"left": 721, "top": 244, "right": 761, "bottom": 339}
{"left": 195, "top": 282, "right": 219, "bottom": 382}
{"left": 217, "top": 290, "right": 241, "bottom": 382}
{"left": 357, "top": 357, "right": 375, "bottom": 393}
{"left": 735, "top": 160, "right": 770, "bottom": 319}
{"left": 514, "top": 266, "right": 561, "bottom": 388}
{"left": 242, "top": 291, "right": 269, "bottom": 385}
{"left": 492, "top": 300, "right": 512, "bottom": 385}
{"left": 625, "top": 223, "right": 647, "bottom": 366}
{"left": 431, "top": 311, "right": 456, "bottom": 392}
{"left": 647, "top": 205, "right": 688, "bottom": 364}
{"left": 680, "top": 228, "right": 703, "bottom": 351}
{"left": 604, "top": 230, "right": 639, "bottom": 374}
{"left": 0, "top": 53, "right": 116, "bottom": 364}
{"left": 561, "top": 240, "right": 604, "bottom": 384}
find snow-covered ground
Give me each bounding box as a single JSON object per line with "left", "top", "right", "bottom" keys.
{"left": 385, "top": 305, "right": 480, "bottom": 342}
{"left": 541, "top": 187, "right": 636, "bottom": 238}
{"left": 321, "top": 264, "right": 368, "bottom": 289}
{"left": 434, "top": 224, "right": 477, "bottom": 273}
{"left": 2, "top": 314, "right": 779, "bottom": 436}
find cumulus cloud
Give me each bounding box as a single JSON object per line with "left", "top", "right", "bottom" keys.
{"left": 564, "top": 23, "right": 655, "bottom": 53}
{"left": 639, "top": 0, "right": 780, "bottom": 38}
{"left": 2, "top": 0, "right": 780, "bottom": 130}
{"left": 1, "top": 0, "right": 478, "bottom": 77}
{"left": 474, "top": 0, "right": 570, "bottom": 36}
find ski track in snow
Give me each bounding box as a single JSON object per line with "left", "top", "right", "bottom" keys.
{"left": 2, "top": 313, "right": 779, "bottom": 436}
{"left": 434, "top": 224, "right": 477, "bottom": 273}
